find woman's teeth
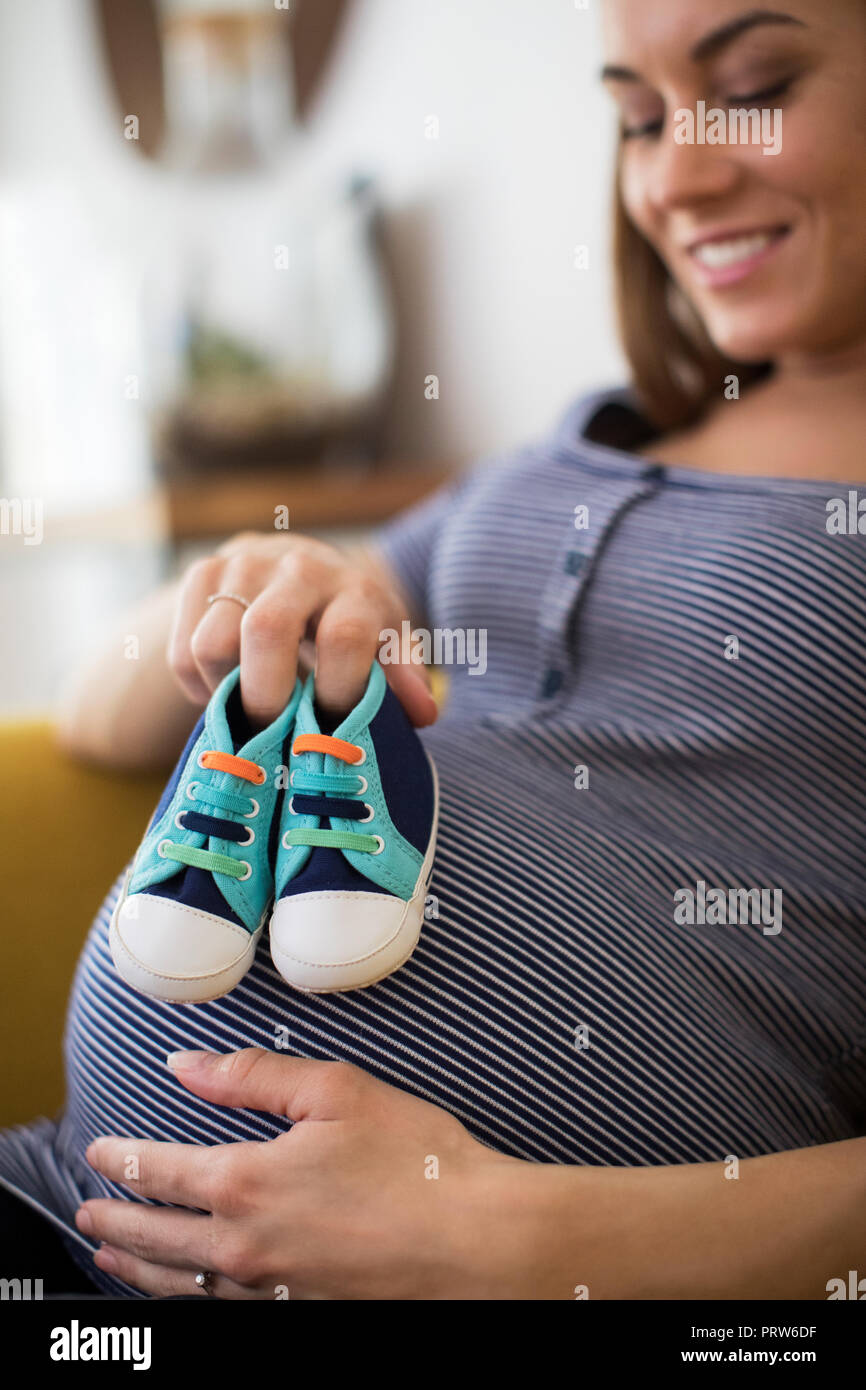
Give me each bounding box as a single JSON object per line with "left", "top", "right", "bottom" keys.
{"left": 692, "top": 231, "right": 778, "bottom": 269}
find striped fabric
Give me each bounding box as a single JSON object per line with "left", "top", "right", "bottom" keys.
{"left": 2, "top": 387, "right": 864, "bottom": 1297}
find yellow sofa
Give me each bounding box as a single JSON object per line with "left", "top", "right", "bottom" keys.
{"left": 0, "top": 721, "right": 165, "bottom": 1127}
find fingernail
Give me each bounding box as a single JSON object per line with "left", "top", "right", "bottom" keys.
{"left": 94, "top": 1245, "right": 117, "bottom": 1273}
{"left": 85, "top": 1139, "right": 107, "bottom": 1167}
{"left": 75, "top": 1205, "right": 93, "bottom": 1235}
{"left": 166, "top": 1050, "right": 219, "bottom": 1071}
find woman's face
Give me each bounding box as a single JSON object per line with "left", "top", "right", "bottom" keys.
{"left": 603, "top": 0, "right": 866, "bottom": 366}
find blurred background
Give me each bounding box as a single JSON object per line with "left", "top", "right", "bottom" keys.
{"left": 0, "top": 0, "right": 623, "bottom": 714}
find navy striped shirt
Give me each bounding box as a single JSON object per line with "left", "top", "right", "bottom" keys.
{"left": 2, "top": 388, "right": 864, "bottom": 1296}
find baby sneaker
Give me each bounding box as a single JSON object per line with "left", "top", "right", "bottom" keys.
{"left": 110, "top": 667, "right": 301, "bottom": 1003}
{"left": 269, "top": 659, "right": 438, "bottom": 992}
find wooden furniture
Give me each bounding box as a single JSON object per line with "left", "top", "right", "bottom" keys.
{"left": 44, "top": 461, "right": 455, "bottom": 547}
{"left": 162, "top": 460, "right": 455, "bottom": 541}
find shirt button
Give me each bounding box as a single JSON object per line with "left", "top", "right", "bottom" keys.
{"left": 541, "top": 668, "right": 563, "bottom": 698}
{"left": 563, "top": 549, "right": 585, "bottom": 576}
{"left": 643, "top": 463, "right": 666, "bottom": 481}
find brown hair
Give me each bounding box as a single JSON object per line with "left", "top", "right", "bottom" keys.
{"left": 612, "top": 157, "right": 770, "bottom": 434}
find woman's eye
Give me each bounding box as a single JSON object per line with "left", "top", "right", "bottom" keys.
{"left": 725, "top": 77, "right": 792, "bottom": 106}
{"left": 621, "top": 117, "right": 664, "bottom": 140}
{"left": 620, "top": 74, "right": 793, "bottom": 139}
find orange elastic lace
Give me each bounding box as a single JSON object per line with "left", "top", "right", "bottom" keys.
{"left": 291, "top": 734, "right": 364, "bottom": 764}
{"left": 199, "top": 751, "right": 267, "bottom": 784}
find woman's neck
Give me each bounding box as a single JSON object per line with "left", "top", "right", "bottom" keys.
{"left": 638, "top": 336, "right": 866, "bottom": 482}
{"left": 769, "top": 333, "right": 866, "bottom": 406}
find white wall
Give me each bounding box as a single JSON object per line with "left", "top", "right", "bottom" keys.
{"left": 296, "top": 0, "right": 625, "bottom": 461}
{"left": 0, "top": 0, "right": 154, "bottom": 510}
{"left": 0, "top": 0, "right": 625, "bottom": 507}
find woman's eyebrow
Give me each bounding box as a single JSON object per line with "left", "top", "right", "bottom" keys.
{"left": 600, "top": 9, "right": 807, "bottom": 83}
{"left": 690, "top": 9, "right": 806, "bottom": 63}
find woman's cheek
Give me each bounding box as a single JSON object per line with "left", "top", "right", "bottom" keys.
{"left": 618, "top": 158, "right": 658, "bottom": 247}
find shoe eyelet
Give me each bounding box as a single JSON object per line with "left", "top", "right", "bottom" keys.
{"left": 157, "top": 839, "right": 173, "bottom": 858}
{"left": 359, "top": 803, "right": 374, "bottom": 823}
{"left": 243, "top": 798, "right": 259, "bottom": 819}
{"left": 251, "top": 764, "right": 267, "bottom": 786}
{"left": 287, "top": 795, "right": 296, "bottom": 815}
{"left": 237, "top": 861, "right": 253, "bottom": 881}
{"left": 281, "top": 830, "right": 292, "bottom": 850}
{"left": 370, "top": 835, "right": 385, "bottom": 856}
{"left": 196, "top": 751, "right": 210, "bottom": 770}
{"left": 174, "top": 811, "right": 187, "bottom": 831}
{"left": 289, "top": 769, "right": 296, "bottom": 787}
{"left": 355, "top": 775, "right": 368, "bottom": 796}
{"left": 238, "top": 825, "right": 255, "bottom": 847}
{"left": 351, "top": 746, "right": 367, "bottom": 767}
{"left": 186, "top": 782, "right": 198, "bottom": 802}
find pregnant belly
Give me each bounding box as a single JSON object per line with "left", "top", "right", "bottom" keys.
{"left": 56, "top": 732, "right": 854, "bottom": 1188}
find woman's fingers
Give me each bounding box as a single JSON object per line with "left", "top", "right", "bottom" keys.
{"left": 93, "top": 1245, "right": 255, "bottom": 1299}
{"left": 383, "top": 661, "right": 439, "bottom": 727}
{"left": 170, "top": 553, "right": 269, "bottom": 703}
{"left": 190, "top": 598, "right": 245, "bottom": 694}
{"left": 188, "top": 555, "right": 271, "bottom": 697}
{"left": 237, "top": 546, "right": 347, "bottom": 727}
{"left": 313, "top": 583, "right": 439, "bottom": 726}
{"left": 168, "top": 534, "right": 440, "bottom": 732}
{"left": 84, "top": 1135, "right": 222, "bottom": 1206}
{"left": 79, "top": 1201, "right": 217, "bottom": 1272}
{"left": 313, "top": 585, "right": 394, "bottom": 715}
{"left": 239, "top": 586, "right": 308, "bottom": 728}
{"left": 167, "top": 556, "right": 223, "bottom": 705}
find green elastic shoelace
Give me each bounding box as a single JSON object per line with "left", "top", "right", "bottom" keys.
{"left": 284, "top": 763, "right": 380, "bottom": 854}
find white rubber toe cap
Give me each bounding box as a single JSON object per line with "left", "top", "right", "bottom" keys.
{"left": 269, "top": 891, "right": 424, "bottom": 993}
{"left": 110, "top": 893, "right": 260, "bottom": 1003}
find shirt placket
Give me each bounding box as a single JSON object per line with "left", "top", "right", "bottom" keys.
{"left": 534, "top": 466, "right": 664, "bottom": 707}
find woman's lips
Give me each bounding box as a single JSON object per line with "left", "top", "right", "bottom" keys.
{"left": 686, "top": 226, "right": 791, "bottom": 287}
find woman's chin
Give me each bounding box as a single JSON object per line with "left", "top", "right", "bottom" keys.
{"left": 701, "top": 310, "right": 805, "bottom": 367}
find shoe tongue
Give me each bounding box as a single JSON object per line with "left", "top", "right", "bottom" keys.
{"left": 224, "top": 680, "right": 255, "bottom": 750}
{"left": 204, "top": 669, "right": 253, "bottom": 757}
{"left": 307, "top": 662, "right": 385, "bottom": 744}
{"left": 313, "top": 702, "right": 342, "bottom": 737}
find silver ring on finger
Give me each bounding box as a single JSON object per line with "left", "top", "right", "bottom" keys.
{"left": 194, "top": 1269, "right": 217, "bottom": 1297}
{"left": 206, "top": 592, "right": 251, "bottom": 613}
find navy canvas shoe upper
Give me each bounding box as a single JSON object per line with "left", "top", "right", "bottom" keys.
{"left": 270, "top": 660, "right": 438, "bottom": 992}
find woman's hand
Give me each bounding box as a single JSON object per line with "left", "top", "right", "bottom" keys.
{"left": 56, "top": 531, "right": 436, "bottom": 770}
{"left": 75, "top": 1049, "right": 548, "bottom": 1301}
{"left": 76, "top": 1047, "right": 866, "bottom": 1299}
{"left": 169, "top": 532, "right": 437, "bottom": 728}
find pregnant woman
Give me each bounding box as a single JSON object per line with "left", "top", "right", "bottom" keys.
{"left": 2, "top": 0, "right": 865, "bottom": 1299}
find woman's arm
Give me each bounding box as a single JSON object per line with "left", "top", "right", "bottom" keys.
{"left": 521, "top": 1133, "right": 866, "bottom": 1299}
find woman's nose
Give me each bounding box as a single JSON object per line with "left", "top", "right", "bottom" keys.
{"left": 645, "top": 126, "right": 743, "bottom": 215}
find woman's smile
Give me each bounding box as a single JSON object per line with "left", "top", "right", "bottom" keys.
{"left": 605, "top": 0, "right": 866, "bottom": 366}
{"left": 684, "top": 222, "right": 792, "bottom": 287}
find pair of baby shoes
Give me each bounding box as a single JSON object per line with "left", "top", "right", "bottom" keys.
{"left": 109, "top": 661, "right": 438, "bottom": 1003}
